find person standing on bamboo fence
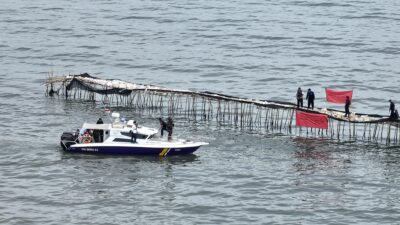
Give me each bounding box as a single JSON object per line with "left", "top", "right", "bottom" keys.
{"left": 345, "top": 96, "right": 351, "bottom": 117}
{"left": 306, "top": 88, "right": 315, "bottom": 110}
{"left": 389, "top": 99, "right": 395, "bottom": 119}
{"left": 296, "top": 87, "right": 304, "bottom": 108}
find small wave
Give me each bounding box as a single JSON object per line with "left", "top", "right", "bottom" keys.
{"left": 340, "top": 15, "right": 400, "bottom": 21}
{"left": 119, "top": 16, "right": 157, "bottom": 20}
{"left": 290, "top": 64, "right": 311, "bottom": 67}
{"left": 114, "top": 63, "right": 134, "bottom": 68}
{"left": 192, "top": 79, "right": 221, "bottom": 84}
{"left": 199, "top": 72, "right": 230, "bottom": 77}
{"left": 156, "top": 19, "right": 179, "bottom": 23}
{"left": 306, "top": 41, "right": 365, "bottom": 48}
{"left": 0, "top": 93, "right": 21, "bottom": 98}
{"left": 201, "top": 18, "right": 243, "bottom": 23}
{"left": 299, "top": 36, "right": 343, "bottom": 41}
{"left": 77, "top": 45, "right": 100, "bottom": 50}
{"left": 196, "top": 34, "right": 224, "bottom": 39}
{"left": 296, "top": 52, "right": 331, "bottom": 57}
{"left": 350, "top": 47, "right": 400, "bottom": 55}
{"left": 21, "top": 6, "right": 39, "bottom": 10}
{"left": 51, "top": 53, "right": 70, "bottom": 57}
{"left": 42, "top": 8, "right": 64, "bottom": 11}
{"left": 188, "top": 28, "right": 207, "bottom": 32}
{"left": 198, "top": 64, "right": 235, "bottom": 70}
{"left": 269, "top": 67, "right": 297, "bottom": 72}
{"left": 248, "top": 35, "right": 293, "bottom": 41}
{"left": 48, "top": 28, "right": 73, "bottom": 32}
{"left": 292, "top": 1, "right": 353, "bottom": 7}
{"left": 126, "top": 64, "right": 151, "bottom": 69}
{"left": 14, "top": 47, "right": 31, "bottom": 51}
{"left": 71, "top": 34, "right": 87, "bottom": 38}
{"left": 170, "top": 68, "right": 201, "bottom": 73}
{"left": 256, "top": 77, "right": 287, "bottom": 82}
{"left": 2, "top": 19, "right": 29, "bottom": 23}
{"left": 347, "top": 68, "right": 372, "bottom": 73}
{"left": 220, "top": 44, "right": 257, "bottom": 50}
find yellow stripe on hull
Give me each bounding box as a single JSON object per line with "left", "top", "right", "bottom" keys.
{"left": 159, "top": 148, "right": 169, "bottom": 156}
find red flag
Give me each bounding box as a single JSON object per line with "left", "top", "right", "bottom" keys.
{"left": 296, "top": 111, "right": 328, "bottom": 129}
{"left": 325, "top": 88, "right": 353, "bottom": 104}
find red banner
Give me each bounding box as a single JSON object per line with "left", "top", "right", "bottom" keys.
{"left": 325, "top": 88, "right": 353, "bottom": 104}
{"left": 296, "top": 111, "right": 328, "bottom": 129}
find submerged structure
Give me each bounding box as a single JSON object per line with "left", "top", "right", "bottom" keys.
{"left": 45, "top": 73, "right": 400, "bottom": 146}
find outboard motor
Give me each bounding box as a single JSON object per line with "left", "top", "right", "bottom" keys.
{"left": 60, "top": 132, "right": 78, "bottom": 150}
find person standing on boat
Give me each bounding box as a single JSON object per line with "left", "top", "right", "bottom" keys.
{"left": 296, "top": 87, "right": 303, "bottom": 108}
{"left": 94, "top": 118, "right": 104, "bottom": 142}
{"left": 167, "top": 117, "right": 174, "bottom": 141}
{"left": 389, "top": 99, "right": 395, "bottom": 119}
{"left": 306, "top": 88, "right": 315, "bottom": 110}
{"left": 130, "top": 120, "right": 138, "bottom": 143}
{"left": 344, "top": 96, "right": 351, "bottom": 117}
{"left": 96, "top": 118, "right": 103, "bottom": 124}
{"left": 74, "top": 129, "right": 80, "bottom": 141}
{"left": 158, "top": 118, "right": 168, "bottom": 137}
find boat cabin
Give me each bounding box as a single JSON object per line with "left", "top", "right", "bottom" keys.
{"left": 79, "top": 122, "right": 156, "bottom": 144}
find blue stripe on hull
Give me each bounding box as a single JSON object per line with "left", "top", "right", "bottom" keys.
{"left": 65, "top": 145, "right": 200, "bottom": 155}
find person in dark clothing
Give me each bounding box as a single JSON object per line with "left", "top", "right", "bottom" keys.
{"left": 94, "top": 118, "right": 104, "bottom": 142}
{"left": 296, "top": 87, "right": 303, "bottom": 108}
{"left": 48, "top": 84, "right": 55, "bottom": 97}
{"left": 96, "top": 118, "right": 103, "bottom": 124}
{"left": 389, "top": 100, "right": 395, "bottom": 119}
{"left": 166, "top": 117, "right": 174, "bottom": 141}
{"left": 345, "top": 96, "right": 351, "bottom": 117}
{"left": 159, "top": 118, "right": 168, "bottom": 137}
{"left": 306, "top": 88, "right": 315, "bottom": 110}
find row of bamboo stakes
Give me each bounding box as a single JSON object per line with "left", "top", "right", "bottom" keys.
{"left": 45, "top": 75, "right": 400, "bottom": 146}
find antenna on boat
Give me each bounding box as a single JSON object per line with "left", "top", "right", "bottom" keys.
{"left": 100, "top": 100, "right": 113, "bottom": 123}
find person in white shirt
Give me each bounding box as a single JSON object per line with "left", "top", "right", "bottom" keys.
{"left": 130, "top": 121, "right": 138, "bottom": 143}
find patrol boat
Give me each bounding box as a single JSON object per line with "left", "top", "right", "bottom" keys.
{"left": 60, "top": 113, "right": 208, "bottom": 156}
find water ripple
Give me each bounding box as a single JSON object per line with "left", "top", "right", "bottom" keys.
{"left": 1, "top": 0, "right": 400, "bottom": 224}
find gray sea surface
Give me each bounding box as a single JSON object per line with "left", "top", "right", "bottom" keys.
{"left": 1, "top": 0, "right": 400, "bottom": 224}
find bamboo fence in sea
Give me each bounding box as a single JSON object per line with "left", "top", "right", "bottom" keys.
{"left": 45, "top": 73, "right": 400, "bottom": 146}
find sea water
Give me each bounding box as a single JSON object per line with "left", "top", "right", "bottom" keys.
{"left": 1, "top": 0, "right": 400, "bottom": 224}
